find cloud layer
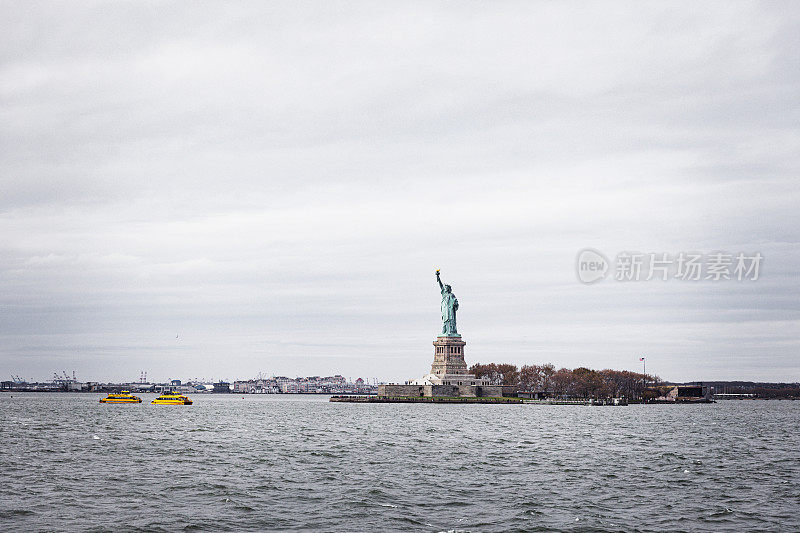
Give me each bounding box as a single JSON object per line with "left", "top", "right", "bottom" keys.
{"left": 2, "top": 2, "right": 799, "bottom": 382}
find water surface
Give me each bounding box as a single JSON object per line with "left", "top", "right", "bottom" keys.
{"left": 2, "top": 393, "right": 798, "bottom": 532}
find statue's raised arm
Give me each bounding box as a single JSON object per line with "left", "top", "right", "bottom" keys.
{"left": 436, "top": 269, "right": 444, "bottom": 292}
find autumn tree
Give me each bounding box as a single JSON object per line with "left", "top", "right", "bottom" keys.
{"left": 496, "top": 364, "right": 519, "bottom": 387}
{"left": 470, "top": 363, "right": 496, "bottom": 383}
{"left": 519, "top": 365, "right": 538, "bottom": 390}
{"left": 470, "top": 363, "right": 519, "bottom": 386}
{"left": 519, "top": 363, "right": 556, "bottom": 391}
{"left": 550, "top": 368, "right": 573, "bottom": 396}
{"left": 474, "top": 362, "right": 660, "bottom": 399}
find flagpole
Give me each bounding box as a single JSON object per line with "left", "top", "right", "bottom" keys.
{"left": 641, "top": 356, "right": 646, "bottom": 401}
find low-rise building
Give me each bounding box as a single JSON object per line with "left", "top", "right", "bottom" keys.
{"left": 213, "top": 381, "right": 231, "bottom": 393}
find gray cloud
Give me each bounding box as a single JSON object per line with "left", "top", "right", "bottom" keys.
{"left": 1, "top": 1, "right": 799, "bottom": 383}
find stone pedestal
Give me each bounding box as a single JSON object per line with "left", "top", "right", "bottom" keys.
{"left": 379, "top": 334, "right": 501, "bottom": 398}
{"left": 431, "top": 336, "right": 468, "bottom": 377}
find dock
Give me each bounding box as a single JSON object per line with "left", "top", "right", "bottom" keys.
{"left": 329, "top": 395, "right": 523, "bottom": 404}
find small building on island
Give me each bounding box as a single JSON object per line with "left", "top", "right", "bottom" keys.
{"left": 649, "top": 383, "right": 713, "bottom": 402}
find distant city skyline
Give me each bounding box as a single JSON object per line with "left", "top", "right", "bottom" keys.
{"left": 1, "top": 3, "right": 798, "bottom": 383}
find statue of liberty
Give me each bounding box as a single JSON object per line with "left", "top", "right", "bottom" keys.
{"left": 436, "top": 270, "right": 460, "bottom": 336}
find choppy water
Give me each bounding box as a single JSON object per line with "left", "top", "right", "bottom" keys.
{"left": 1, "top": 393, "right": 798, "bottom": 532}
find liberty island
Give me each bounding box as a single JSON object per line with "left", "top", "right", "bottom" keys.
{"left": 375, "top": 270, "right": 505, "bottom": 400}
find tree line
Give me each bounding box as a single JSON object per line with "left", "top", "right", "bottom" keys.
{"left": 468, "top": 363, "right": 661, "bottom": 399}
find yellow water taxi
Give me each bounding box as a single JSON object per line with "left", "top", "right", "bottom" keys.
{"left": 151, "top": 392, "right": 193, "bottom": 405}
{"left": 99, "top": 391, "right": 142, "bottom": 404}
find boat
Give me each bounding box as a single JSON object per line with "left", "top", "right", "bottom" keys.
{"left": 99, "top": 390, "right": 142, "bottom": 404}
{"left": 151, "top": 392, "right": 193, "bottom": 405}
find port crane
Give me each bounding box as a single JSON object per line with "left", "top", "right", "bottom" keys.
{"left": 52, "top": 370, "right": 78, "bottom": 385}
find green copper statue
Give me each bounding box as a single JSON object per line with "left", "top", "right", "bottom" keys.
{"left": 436, "top": 269, "right": 460, "bottom": 337}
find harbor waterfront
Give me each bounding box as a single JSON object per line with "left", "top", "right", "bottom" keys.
{"left": 2, "top": 393, "right": 799, "bottom": 532}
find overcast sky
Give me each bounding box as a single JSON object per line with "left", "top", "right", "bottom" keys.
{"left": 1, "top": 1, "right": 798, "bottom": 384}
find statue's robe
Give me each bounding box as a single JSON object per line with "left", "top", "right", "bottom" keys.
{"left": 440, "top": 290, "right": 459, "bottom": 335}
